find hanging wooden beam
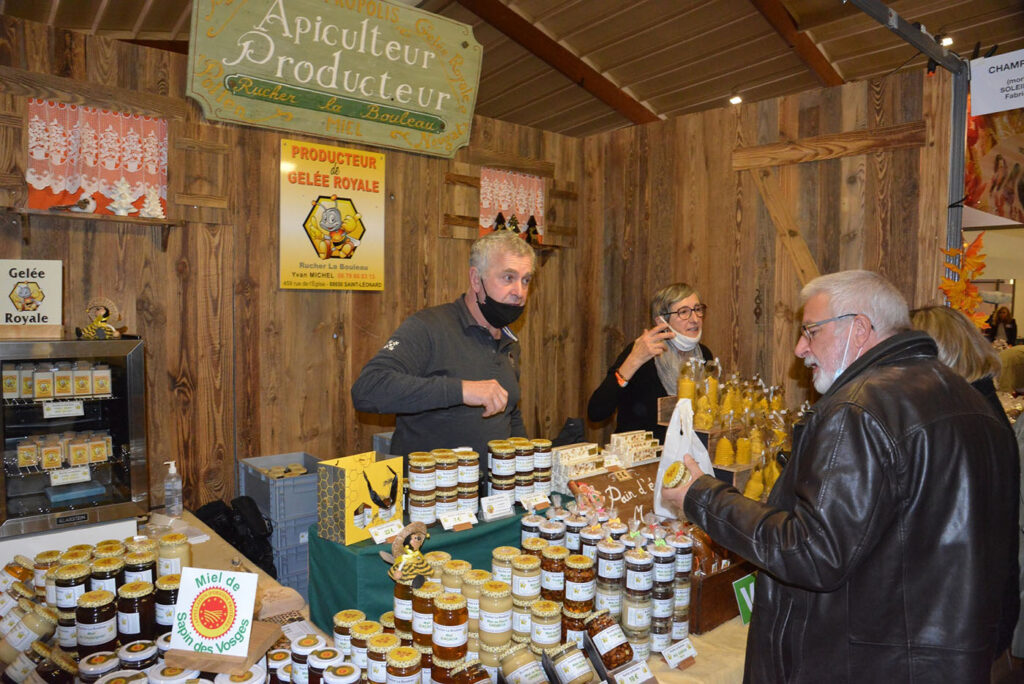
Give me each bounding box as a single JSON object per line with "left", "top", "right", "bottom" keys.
{"left": 732, "top": 120, "right": 925, "bottom": 170}
{"left": 748, "top": 168, "right": 820, "bottom": 287}
{"left": 453, "top": 0, "right": 660, "bottom": 125}
{"left": 748, "top": 0, "right": 844, "bottom": 87}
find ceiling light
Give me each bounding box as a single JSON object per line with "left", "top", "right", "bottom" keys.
{"left": 940, "top": 35, "right": 953, "bottom": 47}
{"left": 729, "top": 95, "right": 742, "bottom": 105}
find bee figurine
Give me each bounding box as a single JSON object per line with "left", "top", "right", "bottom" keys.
{"left": 76, "top": 298, "right": 123, "bottom": 340}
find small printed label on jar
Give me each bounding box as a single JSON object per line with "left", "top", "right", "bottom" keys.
{"left": 0, "top": 592, "right": 14, "bottom": 616}
{"left": 592, "top": 623, "right": 628, "bottom": 654}
{"left": 505, "top": 660, "right": 546, "bottom": 684}
{"left": 630, "top": 638, "right": 651, "bottom": 661}
{"left": 515, "top": 454, "right": 534, "bottom": 472}
{"left": 351, "top": 647, "right": 367, "bottom": 669}
{"left": 531, "top": 620, "right": 561, "bottom": 645}
{"left": 436, "top": 469, "right": 459, "bottom": 488}
{"left": 515, "top": 485, "right": 533, "bottom": 501}
{"left": 118, "top": 610, "right": 141, "bottom": 635}
{"left": 333, "top": 633, "right": 351, "bottom": 654}
{"left": 91, "top": 576, "right": 117, "bottom": 593}
{"left": 674, "top": 585, "right": 691, "bottom": 606}
{"left": 78, "top": 616, "right": 117, "bottom": 645}
{"left": 420, "top": 669, "right": 431, "bottom": 684}
{"left": 457, "top": 498, "right": 478, "bottom": 513}
{"left": 57, "top": 622, "right": 77, "bottom": 647}
{"left": 566, "top": 627, "right": 585, "bottom": 649}
{"left": 158, "top": 557, "right": 182, "bottom": 576}
{"left": 520, "top": 530, "right": 538, "bottom": 543}
{"left": 533, "top": 482, "right": 551, "bottom": 496}
{"left": 409, "top": 506, "right": 436, "bottom": 524}
{"left": 0, "top": 610, "right": 21, "bottom": 635}
{"left": 467, "top": 648, "right": 478, "bottom": 662}
{"left": 654, "top": 562, "right": 676, "bottom": 583}
{"left": 492, "top": 566, "right": 511, "bottom": 584}
{"left": 458, "top": 465, "right": 479, "bottom": 483}
{"left": 533, "top": 453, "right": 551, "bottom": 468}
{"left": 651, "top": 630, "right": 671, "bottom": 653}
{"left": 408, "top": 471, "right": 435, "bottom": 490}
{"left": 512, "top": 573, "right": 541, "bottom": 597}
{"left": 156, "top": 602, "right": 176, "bottom": 625}
{"left": 292, "top": 662, "right": 309, "bottom": 684}
{"left": 672, "top": 618, "right": 690, "bottom": 640}
{"left": 466, "top": 597, "right": 479, "bottom": 619}
{"left": 55, "top": 582, "right": 86, "bottom": 608}
{"left": 595, "top": 590, "right": 621, "bottom": 613}
{"left": 432, "top": 621, "right": 467, "bottom": 647}
{"left": 626, "top": 570, "right": 653, "bottom": 591}
{"left": 394, "top": 597, "right": 413, "bottom": 620}
{"left": 478, "top": 608, "right": 512, "bottom": 633}
{"left": 0, "top": 574, "right": 14, "bottom": 592}
{"left": 491, "top": 458, "right": 516, "bottom": 476}
{"left": 564, "top": 579, "right": 596, "bottom": 601}
{"left": 32, "top": 569, "right": 47, "bottom": 588}
{"left": 624, "top": 604, "right": 651, "bottom": 629}
{"left": 675, "top": 553, "right": 693, "bottom": 574}
{"left": 581, "top": 545, "right": 597, "bottom": 561}
{"left": 124, "top": 569, "right": 152, "bottom": 584}
{"left": 598, "top": 558, "right": 624, "bottom": 579}
{"left": 6, "top": 653, "right": 35, "bottom": 683}
{"left": 554, "top": 650, "right": 591, "bottom": 680}
{"left": 387, "top": 674, "right": 418, "bottom": 684}
{"left": 435, "top": 500, "right": 458, "bottom": 516}
{"left": 481, "top": 665, "right": 497, "bottom": 683}
{"left": 565, "top": 532, "right": 581, "bottom": 551}
{"left": 368, "top": 658, "right": 387, "bottom": 682}
{"left": 512, "top": 609, "right": 531, "bottom": 633}
{"left": 6, "top": 625, "right": 37, "bottom": 652}
{"left": 652, "top": 596, "right": 674, "bottom": 618}
{"left": 45, "top": 583, "right": 56, "bottom": 606}
{"left": 541, "top": 570, "right": 564, "bottom": 591}
{"left": 412, "top": 610, "right": 434, "bottom": 635}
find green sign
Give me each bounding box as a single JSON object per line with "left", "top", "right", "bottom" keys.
{"left": 187, "top": 0, "right": 482, "bottom": 158}
{"left": 732, "top": 572, "right": 757, "bottom": 624}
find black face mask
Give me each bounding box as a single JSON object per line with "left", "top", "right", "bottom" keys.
{"left": 477, "top": 282, "right": 525, "bottom": 329}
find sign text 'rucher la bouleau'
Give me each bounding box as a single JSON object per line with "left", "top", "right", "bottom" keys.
{"left": 187, "top": 0, "right": 482, "bottom": 158}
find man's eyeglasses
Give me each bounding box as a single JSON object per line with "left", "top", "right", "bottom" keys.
{"left": 663, "top": 304, "right": 708, "bottom": 320}
{"left": 800, "top": 313, "right": 856, "bottom": 341}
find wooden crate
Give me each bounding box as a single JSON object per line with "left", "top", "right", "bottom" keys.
{"left": 689, "top": 560, "right": 757, "bottom": 634}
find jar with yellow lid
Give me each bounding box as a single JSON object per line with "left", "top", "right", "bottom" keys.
{"left": 423, "top": 552, "right": 451, "bottom": 575}
{"left": 322, "top": 664, "right": 360, "bottom": 684}
{"left": 34, "top": 650, "right": 77, "bottom": 684}
{"left": 456, "top": 452, "right": 479, "bottom": 485}
{"left": 122, "top": 552, "right": 155, "bottom": 585}
{"left": 408, "top": 455, "right": 436, "bottom": 495}
{"left": 366, "top": 633, "right": 400, "bottom": 683}
{"left": 450, "top": 660, "right": 488, "bottom": 684}
{"left": 32, "top": 551, "right": 60, "bottom": 595}
{"left": 348, "top": 622, "right": 381, "bottom": 672}
{"left": 395, "top": 629, "right": 412, "bottom": 646}
{"left": 488, "top": 475, "right": 515, "bottom": 499}
{"left": 68, "top": 543, "right": 95, "bottom": 556}
{"left": 56, "top": 609, "right": 77, "bottom": 653}
{"left": 550, "top": 643, "right": 597, "bottom": 684}
{"left": 94, "top": 541, "right": 126, "bottom": 558}
{"left": 290, "top": 634, "right": 327, "bottom": 684}
{"left": 489, "top": 444, "right": 516, "bottom": 478}
{"left": 432, "top": 593, "right": 468, "bottom": 662}
{"left": 563, "top": 555, "right": 596, "bottom": 614}
{"left": 528, "top": 600, "right": 561, "bottom": 652}
{"left": 511, "top": 599, "right": 534, "bottom": 644}
{"left": 393, "top": 580, "right": 414, "bottom": 634}
{"left": 460, "top": 569, "right": 490, "bottom": 633}
{"left": 441, "top": 560, "right": 471, "bottom": 596}
{"left": 512, "top": 442, "right": 534, "bottom": 475}
{"left": 0, "top": 599, "right": 31, "bottom": 638}
{"left": 499, "top": 643, "right": 544, "bottom": 683}
{"left": 0, "top": 582, "right": 34, "bottom": 623}
{"left": 477, "top": 581, "right": 512, "bottom": 648}
{"left": 415, "top": 645, "right": 432, "bottom": 684}
{"left": 307, "top": 647, "right": 343, "bottom": 684}
{"left": 3, "top": 640, "right": 50, "bottom": 684}
{"left": 530, "top": 439, "right": 552, "bottom": 468}
{"left": 490, "top": 547, "right": 518, "bottom": 584}
{"left": 0, "top": 604, "right": 58, "bottom": 664}
{"left": 562, "top": 606, "right": 589, "bottom": 650}
{"left": 90, "top": 557, "right": 125, "bottom": 594}
{"left": 157, "top": 534, "right": 191, "bottom": 577}
{"left": 540, "top": 545, "right": 568, "bottom": 603}
{"left": 117, "top": 581, "right": 155, "bottom": 642}
{"left": 332, "top": 609, "right": 365, "bottom": 655}
{"left": 456, "top": 486, "right": 478, "bottom": 514}
{"left": 154, "top": 574, "right": 179, "bottom": 636}
{"left": 58, "top": 549, "right": 91, "bottom": 566}
{"left": 123, "top": 537, "right": 157, "bottom": 555}
{"left": 411, "top": 582, "right": 440, "bottom": 648}
{"left": 385, "top": 645, "right": 420, "bottom": 683}
{"left": 76, "top": 590, "right": 117, "bottom": 657}
{"left": 429, "top": 657, "right": 465, "bottom": 684}
{"left": 54, "top": 563, "right": 90, "bottom": 610}
{"left": 435, "top": 487, "right": 458, "bottom": 518}
{"left": 408, "top": 493, "right": 436, "bottom": 526}
{"left": 514, "top": 474, "right": 534, "bottom": 504}
{"left": 432, "top": 451, "right": 459, "bottom": 489}
{"left": 584, "top": 610, "right": 632, "bottom": 671}
{"left": 0, "top": 557, "right": 33, "bottom": 589}
{"left": 520, "top": 536, "right": 547, "bottom": 559}
{"left": 510, "top": 555, "right": 541, "bottom": 603}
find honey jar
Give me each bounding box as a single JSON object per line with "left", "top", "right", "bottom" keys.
{"left": 394, "top": 581, "right": 413, "bottom": 634}
{"left": 411, "top": 582, "right": 440, "bottom": 648}
{"left": 32, "top": 552, "right": 60, "bottom": 596}
{"left": 563, "top": 555, "right": 596, "bottom": 613}
{"left": 90, "top": 558, "right": 125, "bottom": 594}
{"left": 435, "top": 487, "right": 458, "bottom": 518}
{"left": 456, "top": 452, "right": 479, "bottom": 485}
{"left": 512, "top": 441, "right": 534, "bottom": 474}
{"left": 54, "top": 563, "right": 90, "bottom": 610}
{"left": 366, "top": 633, "right": 400, "bottom": 683}
{"left": 76, "top": 651, "right": 119, "bottom": 684}
{"left": 584, "top": 610, "right": 633, "bottom": 670}
{"left": 408, "top": 493, "right": 436, "bottom": 526}
{"left": 321, "top": 664, "right": 360, "bottom": 684}
{"left": 514, "top": 474, "right": 534, "bottom": 503}
{"left": 460, "top": 569, "right": 491, "bottom": 633}
{"left": 538, "top": 520, "right": 566, "bottom": 547}
{"left": 122, "top": 552, "right": 155, "bottom": 585}
{"left": 540, "top": 545, "right": 568, "bottom": 603}
{"left": 511, "top": 599, "right": 534, "bottom": 643}
{"left": 441, "top": 560, "right": 471, "bottom": 595}
{"left": 561, "top": 607, "right": 589, "bottom": 649}
{"left": 490, "top": 547, "right": 519, "bottom": 585}
{"left": 499, "top": 643, "right": 544, "bottom": 683}
{"left": 596, "top": 539, "right": 625, "bottom": 584}
{"left": 154, "top": 574, "right": 179, "bottom": 636}
{"left": 489, "top": 475, "right": 515, "bottom": 499}
{"left": 450, "top": 660, "right": 489, "bottom": 684}
{"left": 291, "top": 634, "right": 327, "bottom": 684}
{"left": 430, "top": 657, "right": 465, "bottom": 684}
{"left": 308, "top": 648, "right": 344, "bottom": 684}
{"left": 433, "top": 452, "right": 459, "bottom": 489}
{"left": 156, "top": 534, "right": 191, "bottom": 577}
{"left": 528, "top": 600, "right": 561, "bottom": 652}
{"left": 407, "top": 455, "right": 436, "bottom": 495}
{"left": 477, "top": 580, "right": 512, "bottom": 649}
{"left": 380, "top": 612, "right": 395, "bottom": 634}
{"left": 423, "top": 552, "right": 452, "bottom": 575}
{"left": 510, "top": 555, "right": 541, "bottom": 603}
{"left": 521, "top": 537, "right": 548, "bottom": 559}
{"left": 2, "top": 640, "right": 50, "bottom": 684}
{"left": 348, "top": 622, "right": 379, "bottom": 673}
{"left": 332, "top": 609, "right": 365, "bottom": 655}
{"left": 432, "top": 593, "right": 468, "bottom": 662}
{"left": 116, "top": 581, "right": 155, "bottom": 643}
{"left": 520, "top": 515, "right": 543, "bottom": 545}
{"left": 117, "top": 640, "right": 158, "bottom": 670}
{"left": 550, "top": 643, "right": 598, "bottom": 684}
{"left": 385, "top": 646, "right": 421, "bottom": 683}
{"left": 488, "top": 444, "right": 516, "bottom": 478}
{"left": 56, "top": 610, "right": 77, "bottom": 653}
{"left": 456, "top": 486, "right": 478, "bottom": 514}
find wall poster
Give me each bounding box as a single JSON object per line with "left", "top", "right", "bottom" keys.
{"left": 279, "top": 139, "right": 385, "bottom": 290}
{"left": 964, "top": 103, "right": 1024, "bottom": 223}
{"left": 478, "top": 167, "right": 545, "bottom": 243}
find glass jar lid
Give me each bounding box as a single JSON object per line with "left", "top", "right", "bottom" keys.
{"left": 541, "top": 545, "right": 569, "bottom": 560}
{"left": 511, "top": 555, "right": 540, "bottom": 571}
{"left": 78, "top": 589, "right": 115, "bottom": 608}
{"left": 332, "top": 609, "right": 365, "bottom": 628}
{"left": 412, "top": 582, "right": 442, "bottom": 599}
{"left": 521, "top": 538, "right": 547, "bottom": 554}
{"left": 530, "top": 600, "right": 560, "bottom": 618}
{"left": 435, "top": 593, "right": 467, "bottom": 611}
{"left": 386, "top": 646, "right": 420, "bottom": 669}
{"left": 13, "top": 554, "right": 35, "bottom": 570}
{"left": 480, "top": 580, "right": 511, "bottom": 599}
{"left": 92, "top": 557, "right": 126, "bottom": 573}
{"left": 565, "top": 554, "right": 593, "bottom": 570}
{"left": 155, "top": 574, "right": 181, "bottom": 591}
{"left": 349, "top": 622, "right": 382, "bottom": 639}
{"left": 124, "top": 551, "right": 157, "bottom": 566}
{"left": 442, "top": 560, "right": 471, "bottom": 576}
{"left": 30, "top": 641, "right": 52, "bottom": 660}
{"left": 491, "top": 546, "right": 519, "bottom": 562}
{"left": 117, "top": 640, "right": 158, "bottom": 663}
{"left": 366, "top": 633, "right": 400, "bottom": 654}
{"left": 55, "top": 563, "right": 90, "bottom": 580}
{"left": 379, "top": 612, "right": 395, "bottom": 629}
{"left": 78, "top": 651, "right": 120, "bottom": 676}
{"left": 290, "top": 634, "right": 327, "bottom": 655}
{"left": 34, "top": 550, "right": 61, "bottom": 564}
{"left": 462, "top": 569, "right": 491, "bottom": 586}
{"left": 12, "top": 581, "right": 35, "bottom": 599}
{"left": 158, "top": 533, "right": 188, "bottom": 547}
{"left": 33, "top": 604, "right": 58, "bottom": 625}
{"left": 118, "top": 581, "right": 154, "bottom": 599}
{"left": 59, "top": 550, "right": 92, "bottom": 565}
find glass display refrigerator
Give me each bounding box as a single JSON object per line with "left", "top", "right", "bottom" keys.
{"left": 0, "top": 339, "right": 148, "bottom": 537}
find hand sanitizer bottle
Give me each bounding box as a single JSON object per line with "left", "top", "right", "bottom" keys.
{"left": 164, "top": 460, "right": 183, "bottom": 518}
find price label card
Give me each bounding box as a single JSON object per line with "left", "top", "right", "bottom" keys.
{"left": 49, "top": 465, "right": 91, "bottom": 487}
{"left": 43, "top": 401, "right": 84, "bottom": 419}
{"left": 661, "top": 637, "right": 698, "bottom": 669}
{"left": 369, "top": 519, "right": 403, "bottom": 544}
{"left": 612, "top": 659, "right": 656, "bottom": 683}
{"left": 480, "top": 493, "right": 514, "bottom": 522}
{"left": 519, "top": 492, "right": 550, "bottom": 511}
{"left": 439, "top": 510, "right": 477, "bottom": 530}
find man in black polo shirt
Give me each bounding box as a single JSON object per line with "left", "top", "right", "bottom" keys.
{"left": 351, "top": 231, "right": 535, "bottom": 457}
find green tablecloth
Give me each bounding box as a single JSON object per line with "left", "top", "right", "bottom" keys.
{"left": 308, "top": 514, "right": 522, "bottom": 632}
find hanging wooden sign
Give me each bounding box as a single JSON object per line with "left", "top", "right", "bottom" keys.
{"left": 187, "top": 0, "right": 482, "bottom": 158}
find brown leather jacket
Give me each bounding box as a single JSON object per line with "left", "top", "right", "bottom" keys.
{"left": 685, "top": 331, "right": 1019, "bottom": 682}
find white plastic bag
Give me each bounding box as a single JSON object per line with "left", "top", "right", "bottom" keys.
{"left": 653, "top": 398, "right": 715, "bottom": 518}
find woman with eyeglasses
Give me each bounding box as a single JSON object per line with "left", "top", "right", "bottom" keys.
{"left": 587, "top": 282, "right": 713, "bottom": 443}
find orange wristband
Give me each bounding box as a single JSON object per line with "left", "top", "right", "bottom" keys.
{"left": 614, "top": 370, "right": 628, "bottom": 387}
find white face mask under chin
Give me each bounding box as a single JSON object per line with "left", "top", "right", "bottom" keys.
{"left": 669, "top": 329, "right": 701, "bottom": 352}
{"left": 814, "top": 322, "right": 861, "bottom": 394}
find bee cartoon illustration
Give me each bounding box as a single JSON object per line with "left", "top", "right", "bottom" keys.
{"left": 13, "top": 283, "right": 39, "bottom": 311}
{"left": 304, "top": 195, "right": 366, "bottom": 259}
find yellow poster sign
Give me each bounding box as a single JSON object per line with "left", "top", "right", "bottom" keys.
{"left": 279, "top": 139, "right": 385, "bottom": 290}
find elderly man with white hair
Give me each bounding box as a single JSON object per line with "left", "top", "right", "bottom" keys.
{"left": 663, "top": 270, "right": 1018, "bottom": 683}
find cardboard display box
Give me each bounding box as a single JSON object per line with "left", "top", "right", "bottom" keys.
{"left": 689, "top": 560, "right": 756, "bottom": 634}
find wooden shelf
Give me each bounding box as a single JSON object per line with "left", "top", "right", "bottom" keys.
{"left": 3, "top": 206, "right": 183, "bottom": 252}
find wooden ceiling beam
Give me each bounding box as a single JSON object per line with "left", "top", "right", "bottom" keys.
{"left": 749, "top": 0, "right": 844, "bottom": 86}
{"left": 46, "top": 0, "right": 59, "bottom": 25}
{"left": 90, "top": 0, "right": 111, "bottom": 34}
{"left": 170, "top": 3, "right": 191, "bottom": 41}
{"left": 453, "top": 0, "right": 659, "bottom": 125}
{"left": 131, "top": 0, "right": 157, "bottom": 39}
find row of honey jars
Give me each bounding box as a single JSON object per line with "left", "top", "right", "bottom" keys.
{"left": 2, "top": 362, "right": 111, "bottom": 400}
{"left": 15, "top": 431, "right": 112, "bottom": 471}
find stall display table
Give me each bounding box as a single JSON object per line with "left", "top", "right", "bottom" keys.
{"left": 650, "top": 617, "right": 749, "bottom": 683}
{"left": 308, "top": 514, "right": 522, "bottom": 631}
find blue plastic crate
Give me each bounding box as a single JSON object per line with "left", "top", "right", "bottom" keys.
{"left": 274, "top": 544, "right": 308, "bottom": 585}
{"left": 278, "top": 567, "right": 308, "bottom": 601}
{"left": 270, "top": 513, "right": 316, "bottom": 558}
{"left": 237, "top": 452, "right": 320, "bottom": 522}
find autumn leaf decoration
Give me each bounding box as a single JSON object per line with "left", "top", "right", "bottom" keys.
{"left": 939, "top": 231, "right": 989, "bottom": 330}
